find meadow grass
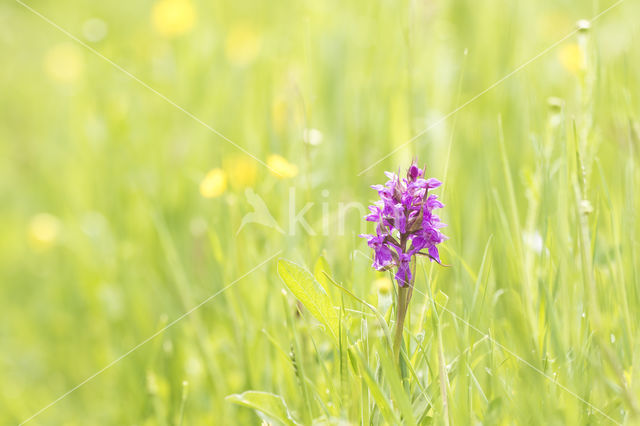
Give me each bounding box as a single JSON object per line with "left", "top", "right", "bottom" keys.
{"left": 1, "top": 0, "right": 640, "bottom": 424}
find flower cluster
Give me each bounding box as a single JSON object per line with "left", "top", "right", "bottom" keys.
{"left": 360, "top": 161, "right": 447, "bottom": 286}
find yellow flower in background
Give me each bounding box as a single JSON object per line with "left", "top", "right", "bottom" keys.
{"left": 28, "top": 213, "right": 60, "bottom": 250}
{"left": 267, "top": 154, "right": 298, "bottom": 179}
{"left": 152, "top": 0, "right": 196, "bottom": 37}
{"left": 225, "top": 156, "right": 258, "bottom": 188}
{"left": 558, "top": 43, "right": 584, "bottom": 74}
{"left": 225, "top": 24, "right": 262, "bottom": 66}
{"left": 44, "top": 43, "right": 84, "bottom": 83}
{"left": 374, "top": 277, "right": 392, "bottom": 295}
{"left": 200, "top": 169, "right": 227, "bottom": 198}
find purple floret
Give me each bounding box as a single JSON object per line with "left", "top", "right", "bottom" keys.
{"left": 360, "top": 231, "right": 394, "bottom": 270}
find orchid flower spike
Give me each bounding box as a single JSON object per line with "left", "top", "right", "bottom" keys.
{"left": 360, "top": 160, "right": 447, "bottom": 287}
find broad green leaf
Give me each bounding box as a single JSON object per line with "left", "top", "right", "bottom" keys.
{"left": 277, "top": 259, "right": 339, "bottom": 341}
{"left": 313, "top": 254, "right": 333, "bottom": 297}
{"left": 226, "top": 391, "right": 299, "bottom": 426}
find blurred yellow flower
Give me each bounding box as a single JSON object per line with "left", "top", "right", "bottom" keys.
{"left": 28, "top": 213, "right": 60, "bottom": 249}
{"left": 267, "top": 154, "right": 298, "bottom": 179}
{"left": 152, "top": 0, "right": 196, "bottom": 37}
{"left": 624, "top": 367, "right": 632, "bottom": 387}
{"left": 558, "top": 43, "right": 584, "bottom": 74}
{"left": 225, "top": 24, "right": 262, "bottom": 65}
{"left": 225, "top": 156, "right": 258, "bottom": 188}
{"left": 200, "top": 169, "right": 227, "bottom": 198}
{"left": 374, "top": 277, "right": 392, "bottom": 295}
{"left": 44, "top": 43, "right": 84, "bottom": 83}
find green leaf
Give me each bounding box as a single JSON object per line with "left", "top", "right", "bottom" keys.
{"left": 277, "top": 259, "right": 340, "bottom": 341}
{"left": 313, "top": 254, "right": 333, "bottom": 297}
{"left": 348, "top": 347, "right": 400, "bottom": 424}
{"left": 226, "top": 391, "right": 300, "bottom": 426}
{"left": 378, "top": 346, "right": 417, "bottom": 426}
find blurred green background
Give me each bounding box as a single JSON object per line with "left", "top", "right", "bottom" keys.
{"left": 1, "top": 0, "right": 639, "bottom": 424}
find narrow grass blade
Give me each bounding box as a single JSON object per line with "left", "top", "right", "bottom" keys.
{"left": 226, "top": 391, "right": 300, "bottom": 426}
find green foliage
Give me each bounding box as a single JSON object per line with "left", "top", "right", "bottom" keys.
{"left": 277, "top": 259, "right": 340, "bottom": 341}
{"left": 226, "top": 391, "right": 300, "bottom": 426}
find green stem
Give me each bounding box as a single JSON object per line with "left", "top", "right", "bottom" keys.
{"left": 436, "top": 314, "right": 450, "bottom": 426}
{"left": 393, "top": 285, "right": 409, "bottom": 361}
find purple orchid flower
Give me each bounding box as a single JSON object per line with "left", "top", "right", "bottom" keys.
{"left": 360, "top": 160, "right": 447, "bottom": 287}
{"left": 361, "top": 229, "right": 394, "bottom": 270}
